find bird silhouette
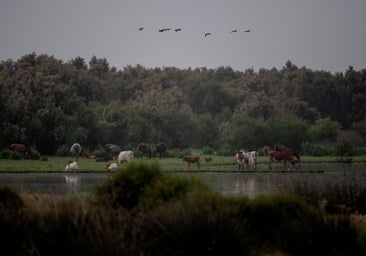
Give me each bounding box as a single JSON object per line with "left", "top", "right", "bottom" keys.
{"left": 244, "top": 30, "right": 251, "bottom": 33}
{"left": 174, "top": 28, "right": 182, "bottom": 32}
{"left": 231, "top": 29, "right": 238, "bottom": 33}
{"left": 159, "top": 28, "right": 171, "bottom": 32}
{"left": 204, "top": 32, "right": 212, "bottom": 37}
{"left": 138, "top": 27, "right": 144, "bottom": 31}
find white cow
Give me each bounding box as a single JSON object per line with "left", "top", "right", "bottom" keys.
{"left": 117, "top": 150, "right": 134, "bottom": 165}
{"left": 244, "top": 151, "right": 258, "bottom": 169}
{"left": 106, "top": 162, "right": 118, "bottom": 170}
{"left": 65, "top": 161, "right": 79, "bottom": 171}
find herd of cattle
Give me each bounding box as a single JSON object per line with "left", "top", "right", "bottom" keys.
{"left": 9, "top": 142, "right": 300, "bottom": 171}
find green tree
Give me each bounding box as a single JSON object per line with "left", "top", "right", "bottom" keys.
{"left": 308, "top": 117, "right": 341, "bottom": 144}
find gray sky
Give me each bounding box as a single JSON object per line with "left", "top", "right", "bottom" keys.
{"left": 1, "top": 0, "right": 365, "bottom": 73}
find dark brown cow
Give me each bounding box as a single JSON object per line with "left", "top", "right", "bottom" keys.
{"left": 183, "top": 156, "right": 200, "bottom": 168}
{"left": 10, "top": 143, "right": 32, "bottom": 159}
{"left": 137, "top": 143, "right": 152, "bottom": 159}
{"left": 155, "top": 143, "right": 166, "bottom": 159}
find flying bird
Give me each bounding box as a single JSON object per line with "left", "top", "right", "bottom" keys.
{"left": 244, "top": 30, "right": 251, "bottom": 33}
{"left": 138, "top": 27, "right": 144, "bottom": 31}
{"left": 159, "top": 28, "right": 171, "bottom": 32}
{"left": 174, "top": 28, "right": 182, "bottom": 32}
{"left": 204, "top": 32, "right": 212, "bottom": 37}
{"left": 231, "top": 29, "right": 238, "bottom": 33}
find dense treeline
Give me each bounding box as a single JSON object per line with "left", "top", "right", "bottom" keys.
{"left": 1, "top": 52, "right": 366, "bottom": 155}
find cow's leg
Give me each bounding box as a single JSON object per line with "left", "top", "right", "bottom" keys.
{"left": 268, "top": 157, "right": 272, "bottom": 170}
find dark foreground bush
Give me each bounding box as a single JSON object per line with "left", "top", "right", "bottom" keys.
{"left": 143, "top": 193, "right": 361, "bottom": 256}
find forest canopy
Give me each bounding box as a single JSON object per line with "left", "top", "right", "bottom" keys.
{"left": 1, "top": 53, "right": 365, "bottom": 155}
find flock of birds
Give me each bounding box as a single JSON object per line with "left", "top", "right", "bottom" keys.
{"left": 138, "top": 27, "right": 251, "bottom": 37}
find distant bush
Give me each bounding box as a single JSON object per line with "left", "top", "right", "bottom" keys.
{"left": 202, "top": 146, "right": 214, "bottom": 155}
{"left": 217, "top": 144, "right": 235, "bottom": 156}
{"left": 8, "top": 151, "right": 23, "bottom": 160}
{"left": 336, "top": 140, "right": 355, "bottom": 156}
{"left": 0, "top": 149, "right": 11, "bottom": 159}
{"left": 301, "top": 142, "right": 334, "bottom": 156}
{"left": 55, "top": 145, "right": 70, "bottom": 157}
{"left": 166, "top": 148, "right": 191, "bottom": 158}
{"left": 30, "top": 149, "right": 41, "bottom": 160}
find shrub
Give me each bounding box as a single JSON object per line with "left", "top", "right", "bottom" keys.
{"left": 94, "top": 162, "right": 211, "bottom": 210}
{"left": 301, "top": 142, "right": 334, "bottom": 156}
{"left": 202, "top": 146, "right": 214, "bottom": 155}
{"left": 55, "top": 145, "right": 70, "bottom": 157}
{"left": 336, "top": 140, "right": 355, "bottom": 156}
{"left": 30, "top": 149, "right": 41, "bottom": 160}
{"left": 0, "top": 149, "right": 11, "bottom": 159}
{"left": 217, "top": 144, "right": 235, "bottom": 156}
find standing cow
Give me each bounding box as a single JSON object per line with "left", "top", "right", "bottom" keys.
{"left": 182, "top": 156, "right": 200, "bottom": 168}
{"left": 137, "top": 143, "right": 152, "bottom": 159}
{"left": 235, "top": 151, "right": 246, "bottom": 170}
{"left": 105, "top": 144, "right": 122, "bottom": 160}
{"left": 155, "top": 143, "right": 166, "bottom": 159}
{"left": 70, "top": 143, "right": 82, "bottom": 161}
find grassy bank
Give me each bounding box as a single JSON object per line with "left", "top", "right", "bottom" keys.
{"left": 1, "top": 154, "right": 366, "bottom": 172}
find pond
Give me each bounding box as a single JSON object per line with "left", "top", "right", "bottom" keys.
{"left": 0, "top": 163, "right": 366, "bottom": 198}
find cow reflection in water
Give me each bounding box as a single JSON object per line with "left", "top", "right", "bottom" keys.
{"left": 234, "top": 178, "right": 256, "bottom": 199}
{"left": 64, "top": 175, "right": 80, "bottom": 192}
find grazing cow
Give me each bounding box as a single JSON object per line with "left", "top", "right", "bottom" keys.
{"left": 137, "top": 143, "right": 152, "bottom": 159}
{"left": 106, "top": 162, "right": 118, "bottom": 171}
{"left": 10, "top": 143, "right": 32, "bottom": 159}
{"left": 65, "top": 161, "right": 79, "bottom": 171}
{"left": 155, "top": 143, "right": 166, "bottom": 159}
{"left": 70, "top": 143, "right": 82, "bottom": 161}
{"left": 265, "top": 143, "right": 300, "bottom": 170}
{"left": 118, "top": 150, "right": 134, "bottom": 165}
{"left": 182, "top": 156, "right": 200, "bottom": 168}
{"left": 105, "top": 144, "right": 122, "bottom": 160}
{"left": 244, "top": 151, "right": 258, "bottom": 169}
{"left": 235, "top": 151, "right": 246, "bottom": 170}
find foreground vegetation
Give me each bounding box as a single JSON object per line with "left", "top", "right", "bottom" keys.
{"left": 1, "top": 162, "right": 366, "bottom": 255}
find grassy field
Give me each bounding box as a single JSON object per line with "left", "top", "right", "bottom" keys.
{"left": 1, "top": 154, "right": 366, "bottom": 172}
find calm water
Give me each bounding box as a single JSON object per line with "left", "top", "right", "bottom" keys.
{"left": 0, "top": 163, "right": 366, "bottom": 198}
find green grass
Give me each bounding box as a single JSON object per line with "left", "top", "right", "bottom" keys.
{"left": 1, "top": 154, "right": 366, "bottom": 172}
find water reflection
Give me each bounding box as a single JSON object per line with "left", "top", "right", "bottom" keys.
{"left": 64, "top": 175, "right": 81, "bottom": 192}
{"left": 0, "top": 163, "right": 366, "bottom": 197}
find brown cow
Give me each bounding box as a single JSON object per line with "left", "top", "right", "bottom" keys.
{"left": 10, "top": 143, "right": 32, "bottom": 159}
{"left": 183, "top": 156, "right": 200, "bottom": 168}
{"left": 137, "top": 143, "right": 152, "bottom": 159}
{"left": 265, "top": 144, "right": 300, "bottom": 170}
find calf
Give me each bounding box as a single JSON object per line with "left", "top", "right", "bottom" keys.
{"left": 106, "top": 162, "right": 118, "bottom": 171}
{"left": 65, "top": 161, "right": 79, "bottom": 171}
{"left": 183, "top": 156, "right": 200, "bottom": 168}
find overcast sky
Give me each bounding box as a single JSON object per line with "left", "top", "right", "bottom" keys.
{"left": 1, "top": 0, "right": 365, "bottom": 73}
